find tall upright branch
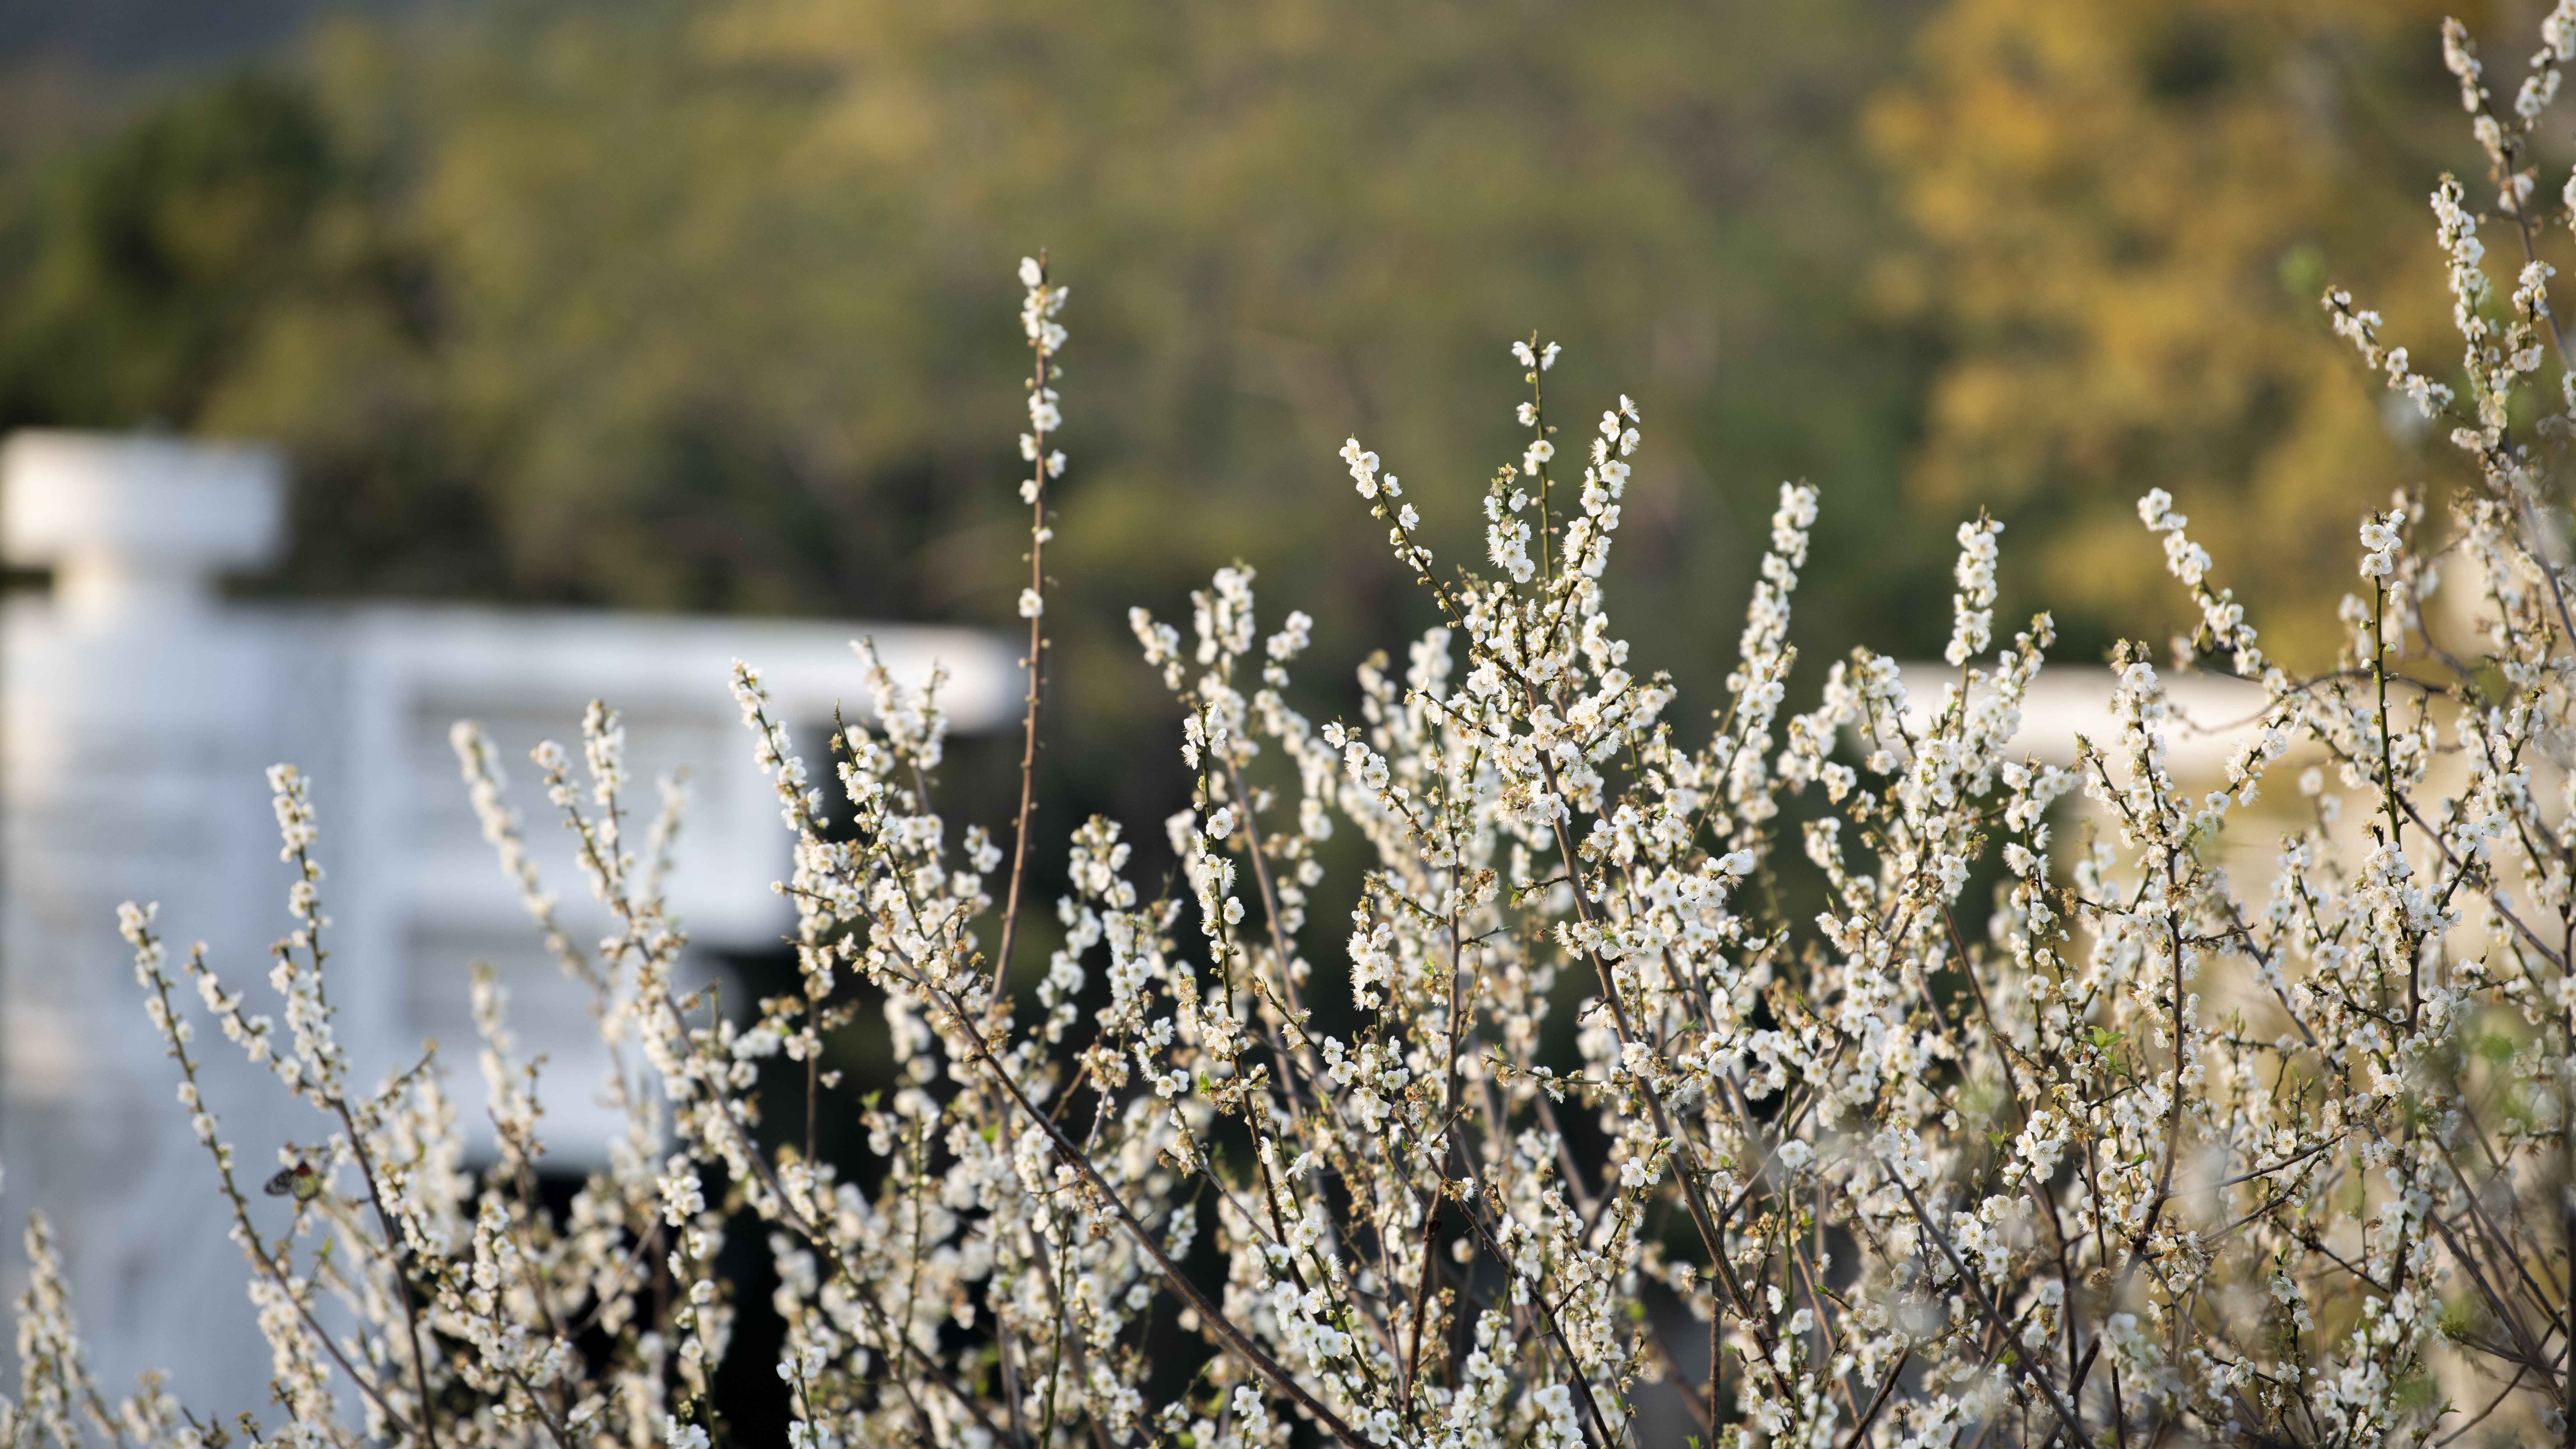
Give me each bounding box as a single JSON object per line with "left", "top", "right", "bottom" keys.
{"left": 994, "top": 250, "right": 1068, "bottom": 997}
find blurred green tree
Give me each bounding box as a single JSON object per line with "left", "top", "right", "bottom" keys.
{"left": 0, "top": 69, "right": 504, "bottom": 594}
{"left": 0, "top": 74, "right": 337, "bottom": 426}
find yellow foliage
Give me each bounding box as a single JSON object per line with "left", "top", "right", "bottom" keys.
{"left": 1872, "top": 0, "right": 2533, "bottom": 663}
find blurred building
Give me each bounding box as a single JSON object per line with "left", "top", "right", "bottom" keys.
{"left": 0, "top": 430, "right": 1015, "bottom": 1409}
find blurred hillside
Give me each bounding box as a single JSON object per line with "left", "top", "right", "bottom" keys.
{"left": 0, "top": 0, "right": 2526, "bottom": 788}
{"left": 0, "top": 0, "right": 1953, "bottom": 832}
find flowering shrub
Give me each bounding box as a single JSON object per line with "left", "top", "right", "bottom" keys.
{"left": 16, "top": 11, "right": 2576, "bottom": 1448}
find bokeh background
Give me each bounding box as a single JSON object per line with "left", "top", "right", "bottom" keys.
{"left": 0, "top": 0, "right": 2516, "bottom": 744}
{"left": 0, "top": 0, "right": 2533, "bottom": 1429}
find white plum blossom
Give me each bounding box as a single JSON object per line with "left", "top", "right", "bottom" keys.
{"left": 42, "top": 24, "right": 2576, "bottom": 1445}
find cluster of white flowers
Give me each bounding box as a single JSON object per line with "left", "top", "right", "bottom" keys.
{"left": 1942, "top": 515, "right": 2000, "bottom": 667}
{"left": 19, "top": 18, "right": 2576, "bottom": 1446}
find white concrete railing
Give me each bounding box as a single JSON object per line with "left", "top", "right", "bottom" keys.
{"left": 0, "top": 431, "right": 1016, "bottom": 1409}
{"left": 1889, "top": 660, "right": 2271, "bottom": 777}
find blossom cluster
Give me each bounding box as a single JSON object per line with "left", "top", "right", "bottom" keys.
{"left": 11, "top": 13, "right": 2576, "bottom": 1448}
